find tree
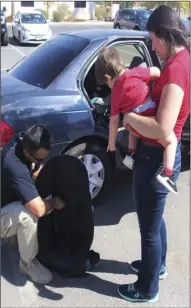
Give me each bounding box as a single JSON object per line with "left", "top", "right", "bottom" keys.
{"left": 43, "top": 2, "right": 54, "bottom": 18}
{"left": 119, "top": 2, "right": 135, "bottom": 9}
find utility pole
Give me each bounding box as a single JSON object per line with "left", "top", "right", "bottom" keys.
{"left": 11, "top": 1, "right": 15, "bottom": 17}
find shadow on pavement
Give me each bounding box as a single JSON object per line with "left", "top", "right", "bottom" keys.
{"left": 94, "top": 167, "right": 135, "bottom": 227}
{"left": 1, "top": 243, "right": 64, "bottom": 301}
{"left": 41, "top": 259, "right": 135, "bottom": 301}
{"left": 1, "top": 241, "right": 135, "bottom": 302}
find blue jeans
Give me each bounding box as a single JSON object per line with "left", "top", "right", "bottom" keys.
{"left": 132, "top": 141, "right": 181, "bottom": 298}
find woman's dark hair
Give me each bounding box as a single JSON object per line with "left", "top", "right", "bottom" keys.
{"left": 147, "top": 5, "right": 190, "bottom": 54}
{"left": 22, "top": 125, "right": 51, "bottom": 151}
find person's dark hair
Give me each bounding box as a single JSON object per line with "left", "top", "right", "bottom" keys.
{"left": 95, "top": 47, "right": 125, "bottom": 84}
{"left": 22, "top": 125, "right": 51, "bottom": 151}
{"left": 147, "top": 5, "right": 190, "bottom": 55}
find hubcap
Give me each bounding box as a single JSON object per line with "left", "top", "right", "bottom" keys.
{"left": 79, "top": 154, "right": 105, "bottom": 199}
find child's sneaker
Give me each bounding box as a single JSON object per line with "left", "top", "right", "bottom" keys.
{"left": 156, "top": 170, "right": 177, "bottom": 194}
{"left": 123, "top": 153, "right": 135, "bottom": 170}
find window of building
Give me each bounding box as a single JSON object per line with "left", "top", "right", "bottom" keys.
{"left": 74, "top": 1, "right": 86, "bottom": 8}
{"left": 21, "top": 1, "right": 34, "bottom": 7}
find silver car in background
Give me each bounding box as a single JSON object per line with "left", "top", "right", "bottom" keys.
{"left": 181, "top": 16, "right": 190, "bottom": 37}
{"left": 12, "top": 11, "right": 52, "bottom": 45}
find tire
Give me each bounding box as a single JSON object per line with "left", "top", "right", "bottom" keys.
{"left": 12, "top": 27, "right": 16, "bottom": 40}
{"left": 115, "top": 24, "right": 120, "bottom": 29}
{"left": 18, "top": 32, "right": 22, "bottom": 45}
{"left": 64, "top": 143, "right": 113, "bottom": 204}
{"left": 1, "top": 31, "right": 9, "bottom": 46}
{"left": 134, "top": 26, "right": 140, "bottom": 31}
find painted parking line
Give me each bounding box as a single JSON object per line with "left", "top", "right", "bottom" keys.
{"left": 9, "top": 44, "right": 26, "bottom": 57}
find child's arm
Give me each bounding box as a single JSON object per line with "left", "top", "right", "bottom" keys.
{"left": 107, "top": 114, "right": 120, "bottom": 152}
{"left": 149, "top": 67, "right": 161, "bottom": 80}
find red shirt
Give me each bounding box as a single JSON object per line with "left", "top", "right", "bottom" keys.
{"left": 111, "top": 67, "right": 151, "bottom": 116}
{"left": 151, "top": 48, "right": 190, "bottom": 140}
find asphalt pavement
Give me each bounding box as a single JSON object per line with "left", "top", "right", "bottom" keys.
{"left": 1, "top": 22, "right": 190, "bottom": 308}
{"left": 1, "top": 166, "right": 189, "bottom": 308}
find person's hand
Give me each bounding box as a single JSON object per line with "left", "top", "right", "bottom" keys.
{"left": 107, "top": 143, "right": 116, "bottom": 152}
{"left": 52, "top": 197, "right": 66, "bottom": 210}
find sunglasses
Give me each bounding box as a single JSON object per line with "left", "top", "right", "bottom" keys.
{"left": 27, "top": 149, "right": 45, "bottom": 163}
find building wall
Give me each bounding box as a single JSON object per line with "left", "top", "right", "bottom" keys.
{"left": 1, "top": 1, "right": 44, "bottom": 16}
{"left": 1, "top": 1, "right": 96, "bottom": 20}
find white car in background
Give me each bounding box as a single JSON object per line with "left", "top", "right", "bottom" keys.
{"left": 12, "top": 11, "right": 52, "bottom": 44}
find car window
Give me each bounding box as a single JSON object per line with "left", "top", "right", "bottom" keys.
{"left": 10, "top": 35, "right": 90, "bottom": 89}
{"left": 135, "top": 10, "right": 152, "bottom": 20}
{"left": 114, "top": 44, "right": 144, "bottom": 67}
{"left": 119, "top": 10, "right": 127, "bottom": 18}
{"left": 21, "top": 13, "right": 46, "bottom": 23}
{"left": 125, "top": 11, "right": 135, "bottom": 20}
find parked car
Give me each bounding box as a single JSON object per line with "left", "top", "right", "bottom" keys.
{"left": 181, "top": 16, "right": 190, "bottom": 37}
{"left": 12, "top": 11, "right": 52, "bottom": 45}
{"left": 113, "top": 8, "right": 153, "bottom": 31}
{"left": 1, "top": 8, "right": 9, "bottom": 46}
{"left": 1, "top": 30, "right": 190, "bottom": 202}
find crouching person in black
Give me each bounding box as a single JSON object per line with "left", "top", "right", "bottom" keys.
{"left": 35, "top": 154, "right": 100, "bottom": 277}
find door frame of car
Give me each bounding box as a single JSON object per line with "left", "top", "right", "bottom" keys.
{"left": 77, "top": 37, "right": 155, "bottom": 163}
{"left": 78, "top": 38, "right": 154, "bottom": 107}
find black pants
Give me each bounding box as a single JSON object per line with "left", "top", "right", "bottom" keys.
{"left": 35, "top": 155, "right": 94, "bottom": 277}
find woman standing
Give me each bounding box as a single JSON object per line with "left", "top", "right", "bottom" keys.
{"left": 118, "top": 5, "right": 190, "bottom": 303}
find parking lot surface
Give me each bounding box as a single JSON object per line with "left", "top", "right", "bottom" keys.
{"left": 1, "top": 167, "right": 189, "bottom": 308}
{"left": 1, "top": 22, "right": 190, "bottom": 308}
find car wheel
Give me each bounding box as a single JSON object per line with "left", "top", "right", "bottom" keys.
{"left": 1, "top": 32, "right": 9, "bottom": 46}
{"left": 12, "top": 27, "right": 16, "bottom": 40}
{"left": 64, "top": 143, "right": 112, "bottom": 203}
{"left": 18, "top": 32, "right": 22, "bottom": 45}
{"left": 115, "top": 24, "right": 120, "bottom": 29}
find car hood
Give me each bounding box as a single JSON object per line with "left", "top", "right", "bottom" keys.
{"left": 21, "top": 23, "right": 50, "bottom": 34}
{"left": 1, "top": 73, "right": 42, "bottom": 102}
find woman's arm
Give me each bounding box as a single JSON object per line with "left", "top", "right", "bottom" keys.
{"left": 126, "top": 83, "right": 184, "bottom": 140}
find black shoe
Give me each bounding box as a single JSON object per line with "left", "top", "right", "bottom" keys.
{"left": 85, "top": 250, "right": 100, "bottom": 271}
{"left": 156, "top": 171, "right": 177, "bottom": 194}
{"left": 130, "top": 260, "right": 168, "bottom": 280}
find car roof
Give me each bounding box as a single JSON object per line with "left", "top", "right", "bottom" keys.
{"left": 20, "top": 11, "right": 43, "bottom": 14}
{"left": 68, "top": 29, "right": 149, "bottom": 42}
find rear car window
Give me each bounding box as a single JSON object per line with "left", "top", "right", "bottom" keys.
{"left": 10, "top": 35, "right": 90, "bottom": 89}
{"left": 135, "top": 10, "right": 152, "bottom": 20}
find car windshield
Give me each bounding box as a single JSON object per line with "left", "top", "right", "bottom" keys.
{"left": 21, "top": 13, "right": 46, "bottom": 24}
{"left": 136, "top": 10, "right": 152, "bottom": 20}
{"left": 10, "top": 34, "right": 90, "bottom": 88}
